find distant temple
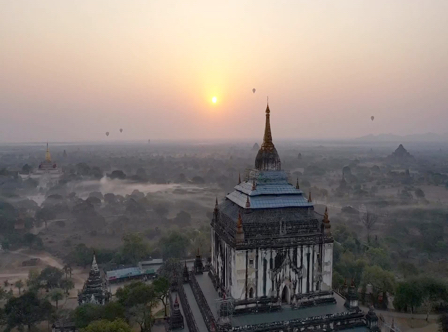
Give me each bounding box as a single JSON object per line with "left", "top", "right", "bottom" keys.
{"left": 168, "top": 103, "right": 380, "bottom": 332}
{"left": 20, "top": 143, "right": 62, "bottom": 183}
{"left": 78, "top": 254, "right": 110, "bottom": 305}
{"left": 387, "top": 144, "right": 415, "bottom": 163}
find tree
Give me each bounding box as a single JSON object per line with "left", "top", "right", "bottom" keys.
{"left": 397, "top": 261, "right": 419, "bottom": 279}
{"left": 39, "top": 266, "right": 64, "bottom": 290}
{"left": 173, "top": 211, "right": 191, "bottom": 226}
{"left": 104, "top": 193, "right": 116, "bottom": 205}
{"left": 439, "top": 313, "right": 448, "bottom": 332}
{"left": 49, "top": 288, "right": 64, "bottom": 309}
{"left": 393, "top": 280, "right": 423, "bottom": 315}
{"left": 158, "top": 259, "right": 182, "bottom": 280}
{"left": 65, "top": 244, "right": 93, "bottom": 267}
{"left": 366, "top": 248, "right": 391, "bottom": 270}
{"left": 153, "top": 277, "right": 170, "bottom": 316}
{"left": 154, "top": 204, "right": 168, "bottom": 218}
{"left": 0, "top": 287, "right": 6, "bottom": 301}
{"left": 14, "top": 280, "right": 24, "bottom": 295}
{"left": 332, "top": 271, "right": 345, "bottom": 291}
{"left": 26, "top": 269, "right": 41, "bottom": 291}
{"left": 102, "top": 302, "right": 126, "bottom": 322}
{"left": 116, "top": 282, "right": 159, "bottom": 332}
{"left": 73, "top": 302, "right": 126, "bottom": 328}
{"left": 4, "top": 291, "right": 53, "bottom": 331}
{"left": 158, "top": 231, "right": 190, "bottom": 259}
{"left": 86, "top": 196, "right": 102, "bottom": 207}
{"left": 63, "top": 264, "right": 71, "bottom": 279}
{"left": 109, "top": 170, "right": 126, "bottom": 180}
{"left": 121, "top": 233, "right": 150, "bottom": 264}
{"left": 420, "top": 277, "right": 448, "bottom": 321}
{"left": 81, "top": 319, "right": 132, "bottom": 332}
{"left": 415, "top": 188, "right": 425, "bottom": 198}
{"left": 23, "top": 233, "right": 42, "bottom": 249}
{"left": 361, "top": 265, "right": 396, "bottom": 308}
{"left": 74, "top": 303, "right": 104, "bottom": 328}
{"left": 60, "top": 279, "right": 75, "bottom": 295}
{"left": 35, "top": 207, "right": 56, "bottom": 228}
{"left": 360, "top": 212, "right": 378, "bottom": 243}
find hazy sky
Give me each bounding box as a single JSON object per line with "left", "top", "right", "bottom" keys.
{"left": 1, "top": 1, "right": 448, "bottom": 143}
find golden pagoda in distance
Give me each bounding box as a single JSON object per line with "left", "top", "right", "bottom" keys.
{"left": 20, "top": 143, "right": 62, "bottom": 184}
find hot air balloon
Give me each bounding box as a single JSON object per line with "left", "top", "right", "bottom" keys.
{"left": 120, "top": 128, "right": 123, "bottom": 133}
{"left": 371, "top": 116, "right": 374, "bottom": 121}
{"left": 106, "top": 132, "right": 109, "bottom": 137}
{"left": 252, "top": 88, "right": 256, "bottom": 94}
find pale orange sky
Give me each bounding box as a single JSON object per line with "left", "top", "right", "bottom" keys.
{"left": 1, "top": 1, "right": 448, "bottom": 143}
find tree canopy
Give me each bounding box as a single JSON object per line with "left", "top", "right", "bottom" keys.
{"left": 4, "top": 292, "right": 53, "bottom": 331}
{"left": 81, "top": 319, "right": 132, "bottom": 332}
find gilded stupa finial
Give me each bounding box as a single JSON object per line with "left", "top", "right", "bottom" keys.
{"left": 308, "top": 191, "right": 312, "bottom": 202}
{"left": 254, "top": 100, "right": 281, "bottom": 171}
{"left": 45, "top": 142, "right": 51, "bottom": 162}
{"left": 261, "top": 100, "right": 273, "bottom": 150}
{"left": 238, "top": 173, "right": 241, "bottom": 185}
{"left": 296, "top": 178, "right": 300, "bottom": 189}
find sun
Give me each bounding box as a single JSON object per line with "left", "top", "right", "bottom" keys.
{"left": 212, "top": 96, "right": 217, "bottom": 104}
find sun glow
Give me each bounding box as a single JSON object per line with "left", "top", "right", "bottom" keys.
{"left": 212, "top": 96, "right": 217, "bottom": 104}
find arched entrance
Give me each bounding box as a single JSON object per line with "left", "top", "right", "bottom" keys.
{"left": 281, "top": 285, "right": 289, "bottom": 304}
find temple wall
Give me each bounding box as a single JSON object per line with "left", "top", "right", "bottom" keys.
{"left": 227, "top": 242, "right": 334, "bottom": 302}
{"left": 211, "top": 226, "right": 334, "bottom": 302}
{"left": 322, "top": 243, "right": 333, "bottom": 291}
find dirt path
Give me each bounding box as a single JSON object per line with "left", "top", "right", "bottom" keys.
{"left": 11, "top": 248, "right": 64, "bottom": 269}
{"left": 0, "top": 249, "right": 88, "bottom": 295}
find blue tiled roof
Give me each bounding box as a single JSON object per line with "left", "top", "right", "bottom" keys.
{"left": 235, "top": 182, "right": 303, "bottom": 196}
{"left": 226, "top": 169, "right": 312, "bottom": 209}
{"left": 227, "top": 190, "right": 312, "bottom": 209}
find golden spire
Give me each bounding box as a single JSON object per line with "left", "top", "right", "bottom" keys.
{"left": 238, "top": 173, "right": 241, "bottom": 185}
{"left": 45, "top": 143, "right": 51, "bottom": 162}
{"left": 296, "top": 178, "right": 300, "bottom": 189}
{"left": 252, "top": 179, "right": 256, "bottom": 191}
{"left": 260, "top": 100, "right": 275, "bottom": 152}
{"left": 245, "top": 196, "right": 251, "bottom": 208}
{"left": 254, "top": 100, "right": 281, "bottom": 171}
{"left": 308, "top": 191, "right": 312, "bottom": 202}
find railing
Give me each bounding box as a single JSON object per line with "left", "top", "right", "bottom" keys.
{"left": 231, "top": 310, "right": 366, "bottom": 332}
{"left": 189, "top": 272, "right": 218, "bottom": 332}
{"left": 177, "top": 281, "right": 199, "bottom": 332}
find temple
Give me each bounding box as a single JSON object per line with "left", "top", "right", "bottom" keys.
{"left": 211, "top": 102, "right": 333, "bottom": 304}
{"left": 168, "top": 103, "right": 381, "bottom": 331}
{"left": 78, "top": 253, "right": 110, "bottom": 306}
{"left": 20, "top": 143, "right": 62, "bottom": 184}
